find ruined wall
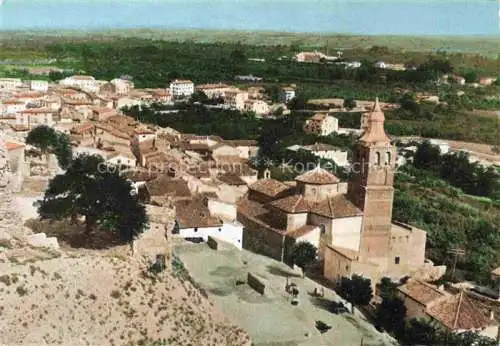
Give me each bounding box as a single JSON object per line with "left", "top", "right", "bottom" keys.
{"left": 0, "top": 134, "right": 23, "bottom": 238}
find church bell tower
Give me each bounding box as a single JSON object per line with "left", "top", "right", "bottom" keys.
{"left": 347, "top": 99, "right": 397, "bottom": 264}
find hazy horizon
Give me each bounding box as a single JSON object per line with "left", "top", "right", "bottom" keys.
{"left": 1, "top": 0, "right": 499, "bottom": 36}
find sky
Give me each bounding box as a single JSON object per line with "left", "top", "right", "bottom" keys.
{"left": 1, "top": 0, "right": 499, "bottom": 35}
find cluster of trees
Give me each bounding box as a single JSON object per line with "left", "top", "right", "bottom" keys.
{"left": 36, "top": 154, "right": 148, "bottom": 244}
{"left": 384, "top": 97, "right": 499, "bottom": 145}
{"left": 413, "top": 141, "right": 499, "bottom": 199}
{"left": 123, "top": 103, "right": 262, "bottom": 140}
{"left": 26, "top": 125, "right": 72, "bottom": 169}
{"left": 394, "top": 163, "right": 500, "bottom": 283}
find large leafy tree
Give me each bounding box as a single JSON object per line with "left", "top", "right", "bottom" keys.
{"left": 37, "top": 154, "right": 148, "bottom": 243}
{"left": 339, "top": 274, "right": 373, "bottom": 313}
{"left": 291, "top": 241, "right": 317, "bottom": 277}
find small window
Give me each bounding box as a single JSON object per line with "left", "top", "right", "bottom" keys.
{"left": 194, "top": 227, "right": 198, "bottom": 233}
{"left": 375, "top": 152, "right": 381, "bottom": 165}
{"left": 319, "top": 224, "right": 326, "bottom": 234}
{"left": 218, "top": 228, "right": 222, "bottom": 232}
{"left": 386, "top": 152, "right": 391, "bottom": 165}
{"left": 395, "top": 257, "right": 400, "bottom": 265}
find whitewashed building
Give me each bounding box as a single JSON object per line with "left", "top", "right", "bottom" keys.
{"left": 59, "top": 75, "right": 98, "bottom": 92}
{"left": 169, "top": 79, "right": 194, "bottom": 98}
{"left": 0, "top": 78, "right": 23, "bottom": 90}
{"left": 30, "top": 80, "right": 49, "bottom": 92}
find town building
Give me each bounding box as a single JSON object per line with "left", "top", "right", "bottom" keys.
{"left": 288, "top": 143, "right": 349, "bottom": 167}
{"left": 224, "top": 88, "right": 249, "bottom": 111}
{"left": 479, "top": 77, "right": 497, "bottom": 86}
{"left": 280, "top": 87, "right": 296, "bottom": 103}
{"left": 195, "top": 83, "right": 230, "bottom": 99}
{"left": 110, "top": 78, "right": 134, "bottom": 95}
{"left": 397, "top": 280, "right": 499, "bottom": 339}
{"left": 245, "top": 99, "right": 270, "bottom": 116}
{"left": 59, "top": 75, "right": 99, "bottom": 92}
{"left": 294, "top": 51, "right": 337, "bottom": 63}
{"left": 16, "top": 108, "right": 56, "bottom": 128}
{"left": 303, "top": 113, "right": 339, "bottom": 136}
{"left": 169, "top": 79, "right": 194, "bottom": 98}
{"left": 30, "top": 80, "right": 49, "bottom": 92}
{"left": 174, "top": 197, "right": 244, "bottom": 249}
{"left": 0, "top": 78, "right": 23, "bottom": 90}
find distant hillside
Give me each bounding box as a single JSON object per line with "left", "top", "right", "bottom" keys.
{"left": 1, "top": 29, "right": 499, "bottom": 57}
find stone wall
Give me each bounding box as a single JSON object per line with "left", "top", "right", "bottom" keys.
{"left": 238, "top": 211, "right": 284, "bottom": 261}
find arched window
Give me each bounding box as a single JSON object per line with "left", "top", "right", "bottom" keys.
{"left": 375, "top": 152, "right": 381, "bottom": 165}
{"left": 386, "top": 151, "right": 391, "bottom": 165}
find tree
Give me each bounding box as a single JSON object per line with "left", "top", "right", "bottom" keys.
{"left": 37, "top": 154, "right": 148, "bottom": 244}
{"left": 376, "top": 297, "right": 406, "bottom": 333}
{"left": 378, "top": 277, "right": 399, "bottom": 300}
{"left": 291, "top": 241, "right": 317, "bottom": 277}
{"left": 403, "top": 318, "right": 439, "bottom": 345}
{"left": 414, "top": 140, "right": 442, "bottom": 171}
{"left": 339, "top": 274, "right": 373, "bottom": 313}
{"left": 52, "top": 132, "right": 72, "bottom": 169}
{"left": 343, "top": 97, "right": 357, "bottom": 110}
{"left": 230, "top": 49, "right": 246, "bottom": 64}
{"left": 287, "top": 94, "right": 308, "bottom": 111}
{"left": 463, "top": 70, "right": 478, "bottom": 84}
{"left": 264, "top": 84, "right": 281, "bottom": 103}
{"left": 26, "top": 125, "right": 58, "bottom": 156}
{"left": 26, "top": 125, "right": 73, "bottom": 169}
{"left": 189, "top": 90, "right": 209, "bottom": 104}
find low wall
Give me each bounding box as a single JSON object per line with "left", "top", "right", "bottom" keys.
{"left": 247, "top": 272, "right": 266, "bottom": 295}
{"left": 207, "top": 236, "right": 218, "bottom": 250}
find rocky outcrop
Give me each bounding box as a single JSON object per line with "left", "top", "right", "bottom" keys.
{"left": 0, "top": 135, "right": 23, "bottom": 239}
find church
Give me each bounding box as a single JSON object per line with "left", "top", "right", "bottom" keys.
{"left": 237, "top": 99, "right": 430, "bottom": 286}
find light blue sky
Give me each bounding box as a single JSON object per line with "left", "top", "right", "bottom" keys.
{"left": 1, "top": 0, "right": 499, "bottom": 35}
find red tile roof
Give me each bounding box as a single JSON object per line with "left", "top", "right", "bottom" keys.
{"left": 426, "top": 291, "right": 493, "bottom": 331}
{"left": 5, "top": 141, "right": 25, "bottom": 151}
{"left": 309, "top": 194, "right": 362, "bottom": 219}
{"left": 295, "top": 168, "right": 340, "bottom": 185}
{"left": 269, "top": 195, "right": 310, "bottom": 214}
{"left": 249, "top": 178, "right": 290, "bottom": 197}
{"left": 398, "top": 280, "right": 447, "bottom": 306}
